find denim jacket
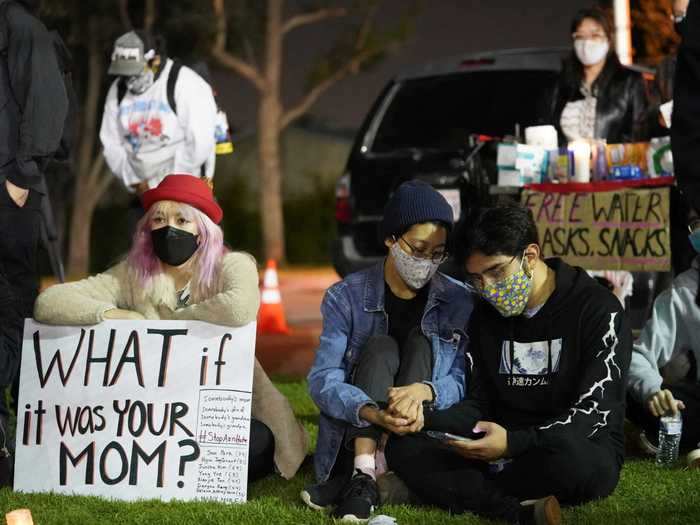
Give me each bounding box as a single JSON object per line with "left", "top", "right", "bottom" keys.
{"left": 308, "top": 261, "right": 474, "bottom": 482}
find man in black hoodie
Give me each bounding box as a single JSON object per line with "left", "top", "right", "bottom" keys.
{"left": 386, "top": 205, "right": 632, "bottom": 525}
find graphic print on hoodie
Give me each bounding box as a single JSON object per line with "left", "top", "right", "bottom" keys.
{"left": 99, "top": 59, "right": 218, "bottom": 190}
{"left": 424, "top": 258, "right": 633, "bottom": 463}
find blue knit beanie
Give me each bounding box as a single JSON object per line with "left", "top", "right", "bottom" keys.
{"left": 381, "top": 180, "right": 454, "bottom": 240}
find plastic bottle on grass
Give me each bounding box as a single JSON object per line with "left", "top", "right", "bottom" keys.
{"left": 656, "top": 412, "right": 682, "bottom": 467}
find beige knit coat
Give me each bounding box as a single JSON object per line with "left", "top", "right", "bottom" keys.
{"left": 34, "top": 252, "right": 308, "bottom": 480}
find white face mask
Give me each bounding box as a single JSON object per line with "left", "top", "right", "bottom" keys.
{"left": 574, "top": 39, "right": 609, "bottom": 66}
{"left": 390, "top": 242, "right": 440, "bottom": 291}
{"left": 126, "top": 69, "right": 155, "bottom": 94}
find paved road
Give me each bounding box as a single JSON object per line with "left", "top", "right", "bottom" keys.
{"left": 256, "top": 267, "right": 339, "bottom": 379}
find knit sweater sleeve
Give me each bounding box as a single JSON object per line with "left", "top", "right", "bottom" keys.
{"left": 168, "top": 252, "right": 260, "bottom": 327}
{"left": 33, "top": 263, "right": 127, "bottom": 325}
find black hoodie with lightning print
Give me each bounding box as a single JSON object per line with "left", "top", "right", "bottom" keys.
{"left": 424, "top": 258, "right": 632, "bottom": 464}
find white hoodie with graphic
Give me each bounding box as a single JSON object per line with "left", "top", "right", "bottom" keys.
{"left": 99, "top": 59, "right": 217, "bottom": 191}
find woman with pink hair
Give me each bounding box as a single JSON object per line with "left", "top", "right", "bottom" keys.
{"left": 34, "top": 174, "right": 308, "bottom": 482}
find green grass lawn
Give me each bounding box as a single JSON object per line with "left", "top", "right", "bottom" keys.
{"left": 2, "top": 380, "right": 700, "bottom": 524}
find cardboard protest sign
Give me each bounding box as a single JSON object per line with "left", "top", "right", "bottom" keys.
{"left": 522, "top": 187, "right": 671, "bottom": 271}
{"left": 14, "top": 320, "right": 256, "bottom": 503}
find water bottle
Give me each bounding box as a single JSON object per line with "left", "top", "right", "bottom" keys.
{"left": 656, "top": 412, "right": 682, "bottom": 467}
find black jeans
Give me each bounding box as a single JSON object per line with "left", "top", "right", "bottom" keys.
{"left": 386, "top": 432, "right": 620, "bottom": 524}
{"left": 627, "top": 382, "right": 700, "bottom": 451}
{"left": 329, "top": 328, "right": 433, "bottom": 478}
{"left": 249, "top": 418, "right": 275, "bottom": 483}
{"left": 346, "top": 327, "right": 433, "bottom": 445}
{"left": 0, "top": 414, "right": 10, "bottom": 488}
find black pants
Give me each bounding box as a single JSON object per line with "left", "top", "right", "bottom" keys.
{"left": 249, "top": 419, "right": 275, "bottom": 483}
{"left": 330, "top": 329, "right": 432, "bottom": 478}
{"left": 0, "top": 414, "right": 10, "bottom": 488}
{"left": 0, "top": 174, "right": 42, "bottom": 421}
{"left": 627, "top": 382, "right": 700, "bottom": 451}
{"left": 346, "top": 328, "right": 433, "bottom": 445}
{"left": 386, "top": 432, "right": 620, "bottom": 523}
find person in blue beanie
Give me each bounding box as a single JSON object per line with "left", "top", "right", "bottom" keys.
{"left": 302, "top": 180, "right": 474, "bottom": 522}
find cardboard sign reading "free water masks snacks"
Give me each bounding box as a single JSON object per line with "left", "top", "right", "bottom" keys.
{"left": 522, "top": 186, "right": 671, "bottom": 272}
{"left": 14, "top": 320, "right": 256, "bottom": 503}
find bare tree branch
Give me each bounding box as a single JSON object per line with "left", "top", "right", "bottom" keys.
{"left": 355, "top": 3, "right": 379, "bottom": 52}
{"left": 210, "top": 0, "right": 266, "bottom": 92}
{"left": 144, "top": 0, "right": 156, "bottom": 31}
{"left": 118, "top": 0, "right": 132, "bottom": 31}
{"left": 280, "top": 5, "right": 381, "bottom": 129}
{"left": 281, "top": 7, "right": 348, "bottom": 35}
{"left": 280, "top": 48, "right": 375, "bottom": 130}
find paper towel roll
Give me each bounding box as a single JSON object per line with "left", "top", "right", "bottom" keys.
{"left": 525, "top": 125, "right": 559, "bottom": 150}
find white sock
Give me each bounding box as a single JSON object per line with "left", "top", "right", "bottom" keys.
{"left": 354, "top": 453, "right": 376, "bottom": 480}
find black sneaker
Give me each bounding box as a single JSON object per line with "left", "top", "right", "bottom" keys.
{"left": 518, "top": 496, "right": 561, "bottom": 525}
{"left": 300, "top": 472, "right": 350, "bottom": 511}
{"left": 332, "top": 469, "right": 380, "bottom": 522}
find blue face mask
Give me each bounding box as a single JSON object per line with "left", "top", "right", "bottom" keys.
{"left": 689, "top": 230, "right": 700, "bottom": 254}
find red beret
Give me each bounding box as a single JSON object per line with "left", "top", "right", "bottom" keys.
{"left": 141, "top": 174, "right": 223, "bottom": 224}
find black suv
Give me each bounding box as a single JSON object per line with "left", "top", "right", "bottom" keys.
{"left": 331, "top": 47, "right": 566, "bottom": 277}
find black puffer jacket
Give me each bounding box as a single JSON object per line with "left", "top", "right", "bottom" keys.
{"left": 0, "top": 0, "right": 68, "bottom": 190}
{"left": 541, "top": 59, "right": 651, "bottom": 144}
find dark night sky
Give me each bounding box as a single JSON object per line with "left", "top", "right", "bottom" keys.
{"left": 212, "top": 0, "right": 594, "bottom": 134}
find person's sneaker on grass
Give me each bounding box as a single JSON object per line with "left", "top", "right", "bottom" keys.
{"left": 686, "top": 447, "right": 700, "bottom": 469}
{"left": 518, "top": 495, "right": 561, "bottom": 525}
{"left": 332, "top": 469, "right": 380, "bottom": 522}
{"left": 300, "top": 472, "right": 350, "bottom": 511}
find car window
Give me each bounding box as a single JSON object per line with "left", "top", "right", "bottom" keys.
{"left": 371, "top": 70, "right": 560, "bottom": 153}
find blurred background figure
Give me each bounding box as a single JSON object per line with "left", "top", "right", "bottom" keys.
{"left": 99, "top": 30, "right": 218, "bottom": 234}
{"left": 672, "top": 0, "right": 700, "bottom": 218}
{"left": 0, "top": 0, "right": 70, "bottom": 487}
{"left": 651, "top": 0, "right": 690, "bottom": 133}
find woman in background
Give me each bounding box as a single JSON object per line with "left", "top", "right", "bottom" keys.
{"left": 541, "top": 6, "right": 650, "bottom": 144}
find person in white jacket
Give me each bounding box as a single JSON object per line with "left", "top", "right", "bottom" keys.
{"left": 627, "top": 215, "right": 700, "bottom": 465}
{"left": 99, "top": 31, "right": 217, "bottom": 196}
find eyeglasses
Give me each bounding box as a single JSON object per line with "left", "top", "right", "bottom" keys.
{"left": 572, "top": 33, "right": 607, "bottom": 42}
{"left": 464, "top": 255, "right": 519, "bottom": 291}
{"left": 398, "top": 236, "right": 448, "bottom": 264}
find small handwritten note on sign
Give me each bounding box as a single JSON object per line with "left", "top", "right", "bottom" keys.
{"left": 522, "top": 187, "right": 671, "bottom": 271}
{"left": 13, "top": 320, "right": 256, "bottom": 503}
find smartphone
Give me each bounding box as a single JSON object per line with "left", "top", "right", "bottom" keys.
{"left": 426, "top": 430, "right": 473, "bottom": 443}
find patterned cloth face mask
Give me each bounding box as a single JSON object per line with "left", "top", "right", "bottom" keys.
{"left": 480, "top": 255, "right": 534, "bottom": 317}
{"left": 390, "top": 242, "right": 440, "bottom": 291}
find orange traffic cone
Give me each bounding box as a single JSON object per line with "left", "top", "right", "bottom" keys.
{"left": 257, "top": 260, "right": 289, "bottom": 334}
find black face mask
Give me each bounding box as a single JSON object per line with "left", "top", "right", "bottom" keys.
{"left": 151, "top": 226, "right": 199, "bottom": 266}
